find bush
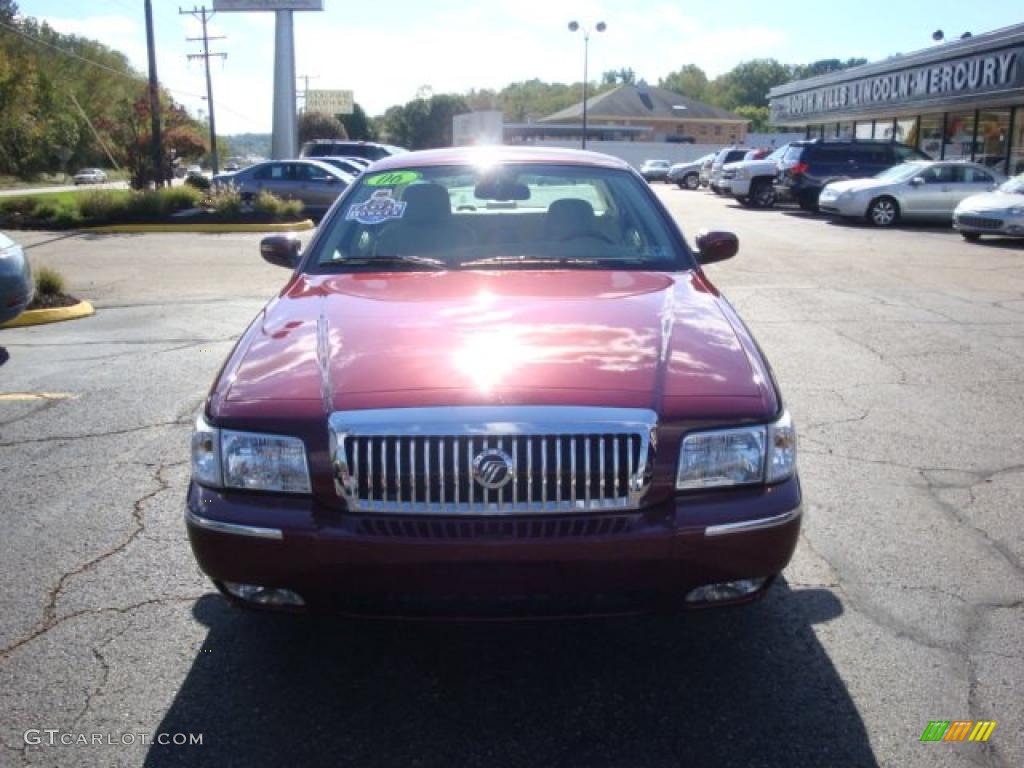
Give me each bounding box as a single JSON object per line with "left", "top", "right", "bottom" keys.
{"left": 158, "top": 185, "right": 202, "bottom": 213}
{"left": 31, "top": 199, "right": 81, "bottom": 227}
{"left": 36, "top": 266, "right": 66, "bottom": 296}
{"left": 209, "top": 183, "right": 242, "bottom": 217}
{"left": 252, "top": 189, "right": 304, "bottom": 218}
{"left": 78, "top": 190, "right": 130, "bottom": 221}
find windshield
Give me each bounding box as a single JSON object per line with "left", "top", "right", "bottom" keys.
{"left": 310, "top": 163, "right": 688, "bottom": 272}
{"left": 997, "top": 174, "right": 1024, "bottom": 194}
{"left": 874, "top": 163, "right": 928, "bottom": 182}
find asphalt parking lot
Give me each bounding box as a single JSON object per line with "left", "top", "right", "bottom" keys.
{"left": 1, "top": 189, "right": 1022, "bottom": 768}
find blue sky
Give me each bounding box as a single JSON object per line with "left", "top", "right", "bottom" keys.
{"left": 14, "top": 0, "right": 1024, "bottom": 134}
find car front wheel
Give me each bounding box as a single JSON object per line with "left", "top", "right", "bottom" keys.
{"left": 961, "top": 232, "right": 981, "bottom": 242}
{"left": 750, "top": 179, "right": 776, "bottom": 208}
{"left": 867, "top": 197, "right": 899, "bottom": 227}
{"left": 683, "top": 172, "right": 699, "bottom": 190}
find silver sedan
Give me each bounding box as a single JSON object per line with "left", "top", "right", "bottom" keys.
{"left": 0, "top": 232, "right": 33, "bottom": 326}
{"left": 953, "top": 174, "right": 1024, "bottom": 241}
{"left": 212, "top": 159, "right": 354, "bottom": 214}
{"left": 819, "top": 161, "right": 1005, "bottom": 227}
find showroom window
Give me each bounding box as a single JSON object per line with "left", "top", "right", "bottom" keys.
{"left": 1012, "top": 107, "right": 1024, "bottom": 176}
{"left": 919, "top": 113, "right": 944, "bottom": 158}
{"left": 894, "top": 117, "right": 918, "bottom": 147}
{"left": 943, "top": 111, "right": 976, "bottom": 161}
{"left": 855, "top": 121, "right": 874, "bottom": 139}
{"left": 876, "top": 119, "right": 896, "bottom": 140}
{"left": 976, "top": 110, "right": 1011, "bottom": 174}
{"left": 837, "top": 122, "right": 854, "bottom": 139}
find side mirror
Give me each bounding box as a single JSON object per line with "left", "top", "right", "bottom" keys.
{"left": 910, "top": 177, "right": 925, "bottom": 186}
{"left": 695, "top": 230, "right": 738, "bottom": 265}
{"left": 260, "top": 235, "right": 301, "bottom": 269}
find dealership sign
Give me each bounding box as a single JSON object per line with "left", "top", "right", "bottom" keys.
{"left": 772, "top": 48, "right": 1023, "bottom": 122}
{"left": 305, "top": 89, "right": 354, "bottom": 115}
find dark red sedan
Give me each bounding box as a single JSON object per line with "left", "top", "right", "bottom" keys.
{"left": 186, "top": 146, "right": 800, "bottom": 618}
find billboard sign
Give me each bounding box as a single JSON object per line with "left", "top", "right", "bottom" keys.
{"left": 213, "top": 1, "right": 324, "bottom": 11}
{"left": 305, "top": 89, "right": 354, "bottom": 115}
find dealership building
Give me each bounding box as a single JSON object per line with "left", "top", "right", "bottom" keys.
{"left": 768, "top": 22, "right": 1024, "bottom": 176}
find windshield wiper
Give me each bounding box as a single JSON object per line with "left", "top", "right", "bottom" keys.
{"left": 331, "top": 255, "right": 447, "bottom": 271}
{"left": 459, "top": 256, "right": 601, "bottom": 268}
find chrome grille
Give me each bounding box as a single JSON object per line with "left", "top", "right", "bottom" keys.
{"left": 354, "top": 514, "right": 636, "bottom": 539}
{"left": 329, "top": 407, "right": 656, "bottom": 515}
{"left": 957, "top": 215, "right": 1002, "bottom": 230}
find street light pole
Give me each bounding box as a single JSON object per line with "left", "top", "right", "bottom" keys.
{"left": 568, "top": 20, "right": 606, "bottom": 150}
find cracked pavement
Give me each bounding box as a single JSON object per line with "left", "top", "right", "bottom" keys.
{"left": 0, "top": 201, "right": 1021, "bottom": 767}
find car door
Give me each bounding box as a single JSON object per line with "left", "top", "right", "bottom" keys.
{"left": 906, "top": 164, "right": 956, "bottom": 217}
{"left": 947, "top": 166, "right": 998, "bottom": 216}
{"left": 250, "top": 162, "right": 290, "bottom": 198}
{"left": 295, "top": 163, "right": 341, "bottom": 208}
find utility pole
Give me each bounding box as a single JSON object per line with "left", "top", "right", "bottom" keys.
{"left": 144, "top": 0, "right": 163, "bottom": 186}
{"left": 297, "top": 73, "right": 318, "bottom": 115}
{"left": 181, "top": 6, "right": 226, "bottom": 174}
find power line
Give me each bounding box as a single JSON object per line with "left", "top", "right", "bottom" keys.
{"left": 181, "top": 5, "right": 226, "bottom": 173}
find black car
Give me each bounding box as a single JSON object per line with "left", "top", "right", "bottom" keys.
{"left": 775, "top": 140, "right": 929, "bottom": 211}
{"left": 299, "top": 140, "right": 407, "bottom": 162}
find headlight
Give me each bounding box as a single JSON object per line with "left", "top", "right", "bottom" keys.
{"left": 735, "top": 169, "right": 748, "bottom": 179}
{"left": 1008, "top": 206, "right": 1024, "bottom": 216}
{"left": 191, "top": 414, "right": 222, "bottom": 487}
{"left": 676, "top": 411, "right": 796, "bottom": 490}
{"left": 191, "top": 414, "right": 311, "bottom": 493}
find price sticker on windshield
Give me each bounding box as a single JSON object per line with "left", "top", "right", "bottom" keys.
{"left": 365, "top": 170, "right": 422, "bottom": 187}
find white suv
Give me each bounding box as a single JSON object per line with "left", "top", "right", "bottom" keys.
{"left": 721, "top": 145, "right": 791, "bottom": 208}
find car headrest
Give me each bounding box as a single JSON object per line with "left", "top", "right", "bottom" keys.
{"left": 546, "top": 198, "right": 597, "bottom": 239}
{"left": 402, "top": 183, "right": 451, "bottom": 225}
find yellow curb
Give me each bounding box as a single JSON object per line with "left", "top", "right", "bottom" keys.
{"left": 0, "top": 300, "right": 95, "bottom": 329}
{"left": 0, "top": 392, "right": 78, "bottom": 401}
{"left": 85, "top": 219, "right": 315, "bottom": 233}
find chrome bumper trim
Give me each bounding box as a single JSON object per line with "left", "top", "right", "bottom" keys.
{"left": 185, "top": 507, "right": 284, "bottom": 540}
{"left": 704, "top": 506, "right": 802, "bottom": 537}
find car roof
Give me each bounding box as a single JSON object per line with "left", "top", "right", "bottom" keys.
{"left": 369, "top": 146, "right": 632, "bottom": 172}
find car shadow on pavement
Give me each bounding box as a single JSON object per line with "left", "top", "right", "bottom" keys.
{"left": 144, "top": 580, "right": 877, "bottom": 768}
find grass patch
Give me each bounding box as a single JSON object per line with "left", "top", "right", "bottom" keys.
{"left": 253, "top": 189, "right": 304, "bottom": 218}
{"left": 0, "top": 184, "right": 305, "bottom": 229}
{"left": 35, "top": 266, "right": 66, "bottom": 296}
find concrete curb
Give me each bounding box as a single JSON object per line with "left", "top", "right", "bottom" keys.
{"left": 85, "top": 219, "right": 315, "bottom": 233}
{"left": 0, "top": 300, "right": 95, "bottom": 329}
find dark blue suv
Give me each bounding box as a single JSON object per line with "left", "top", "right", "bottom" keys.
{"left": 775, "top": 140, "right": 929, "bottom": 211}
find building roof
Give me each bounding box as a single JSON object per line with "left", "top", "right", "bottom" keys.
{"left": 540, "top": 83, "right": 747, "bottom": 123}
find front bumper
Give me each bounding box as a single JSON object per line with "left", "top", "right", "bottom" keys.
{"left": 185, "top": 476, "right": 802, "bottom": 618}
{"left": 818, "top": 195, "right": 866, "bottom": 218}
{"left": 953, "top": 212, "right": 1024, "bottom": 236}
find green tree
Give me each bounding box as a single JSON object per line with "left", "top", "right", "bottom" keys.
{"left": 298, "top": 111, "right": 348, "bottom": 145}
{"left": 382, "top": 93, "right": 469, "bottom": 149}
{"left": 0, "top": 0, "right": 18, "bottom": 23}
{"left": 710, "top": 58, "right": 792, "bottom": 109}
{"left": 602, "top": 67, "right": 637, "bottom": 85}
{"left": 658, "top": 64, "right": 709, "bottom": 101}
{"left": 734, "top": 105, "right": 770, "bottom": 132}
{"left": 339, "top": 102, "right": 377, "bottom": 141}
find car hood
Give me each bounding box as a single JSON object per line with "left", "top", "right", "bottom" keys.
{"left": 955, "top": 191, "right": 1024, "bottom": 213}
{"left": 213, "top": 270, "right": 777, "bottom": 421}
{"left": 823, "top": 177, "right": 895, "bottom": 194}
